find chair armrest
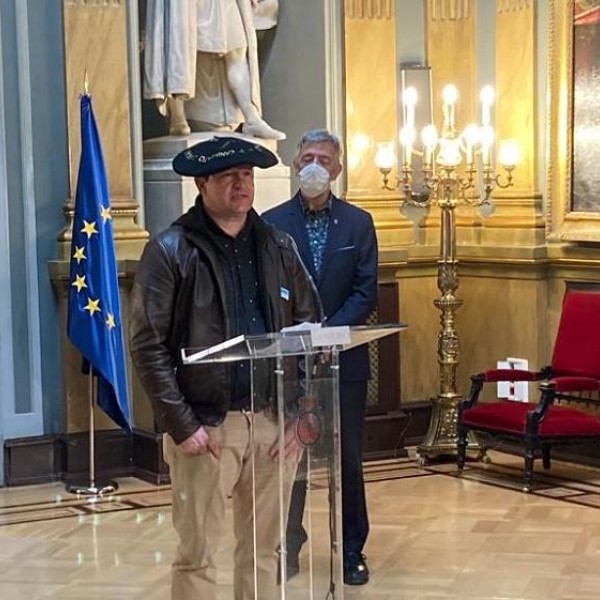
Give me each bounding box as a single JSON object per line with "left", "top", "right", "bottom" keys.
{"left": 541, "top": 376, "right": 600, "bottom": 393}
{"left": 480, "top": 368, "right": 548, "bottom": 383}
{"left": 526, "top": 376, "right": 600, "bottom": 434}
{"left": 460, "top": 367, "right": 551, "bottom": 413}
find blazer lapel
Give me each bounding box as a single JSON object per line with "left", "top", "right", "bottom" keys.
{"left": 318, "top": 197, "right": 342, "bottom": 283}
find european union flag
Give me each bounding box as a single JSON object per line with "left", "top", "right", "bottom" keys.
{"left": 67, "top": 94, "right": 131, "bottom": 431}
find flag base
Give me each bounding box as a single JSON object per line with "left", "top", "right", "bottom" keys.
{"left": 66, "top": 480, "right": 118, "bottom": 496}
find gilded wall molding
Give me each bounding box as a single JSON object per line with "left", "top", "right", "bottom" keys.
{"left": 497, "top": 0, "right": 531, "bottom": 14}
{"left": 428, "top": 0, "right": 470, "bottom": 21}
{"left": 345, "top": 0, "right": 392, "bottom": 19}
{"left": 545, "top": 0, "right": 600, "bottom": 241}
{"left": 545, "top": 0, "right": 565, "bottom": 239}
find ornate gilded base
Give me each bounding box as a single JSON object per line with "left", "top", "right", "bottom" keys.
{"left": 416, "top": 396, "right": 481, "bottom": 463}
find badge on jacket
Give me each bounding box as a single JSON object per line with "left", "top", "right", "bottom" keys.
{"left": 280, "top": 286, "right": 290, "bottom": 301}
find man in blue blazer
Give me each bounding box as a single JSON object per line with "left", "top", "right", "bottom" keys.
{"left": 262, "top": 129, "right": 378, "bottom": 585}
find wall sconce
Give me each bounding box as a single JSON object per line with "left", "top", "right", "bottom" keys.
{"left": 375, "top": 83, "right": 520, "bottom": 461}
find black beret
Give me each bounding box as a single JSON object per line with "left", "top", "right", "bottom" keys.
{"left": 172, "top": 136, "right": 278, "bottom": 177}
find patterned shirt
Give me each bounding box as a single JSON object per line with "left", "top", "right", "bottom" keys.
{"left": 301, "top": 195, "right": 332, "bottom": 277}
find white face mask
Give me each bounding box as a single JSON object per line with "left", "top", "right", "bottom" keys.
{"left": 298, "top": 162, "right": 331, "bottom": 198}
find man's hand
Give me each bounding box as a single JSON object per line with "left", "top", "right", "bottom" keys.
{"left": 268, "top": 420, "right": 304, "bottom": 463}
{"left": 178, "top": 426, "right": 221, "bottom": 459}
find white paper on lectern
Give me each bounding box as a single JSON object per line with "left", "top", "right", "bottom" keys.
{"left": 181, "top": 334, "right": 245, "bottom": 364}
{"left": 310, "top": 325, "right": 351, "bottom": 348}
{"left": 280, "top": 321, "right": 322, "bottom": 333}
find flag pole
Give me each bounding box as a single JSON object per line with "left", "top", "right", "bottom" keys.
{"left": 66, "top": 370, "right": 118, "bottom": 496}
{"left": 65, "top": 81, "right": 131, "bottom": 494}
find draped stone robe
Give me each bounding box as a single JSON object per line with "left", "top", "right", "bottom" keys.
{"left": 143, "top": 0, "right": 262, "bottom": 130}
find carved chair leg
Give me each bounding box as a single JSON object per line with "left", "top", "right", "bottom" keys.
{"left": 477, "top": 446, "right": 490, "bottom": 463}
{"left": 457, "top": 425, "right": 467, "bottom": 472}
{"left": 542, "top": 444, "right": 551, "bottom": 470}
{"left": 523, "top": 445, "right": 535, "bottom": 493}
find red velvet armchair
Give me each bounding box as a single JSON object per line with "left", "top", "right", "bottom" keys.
{"left": 457, "top": 290, "right": 600, "bottom": 492}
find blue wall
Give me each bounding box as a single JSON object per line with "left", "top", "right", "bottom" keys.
{"left": 0, "top": 0, "right": 68, "bottom": 486}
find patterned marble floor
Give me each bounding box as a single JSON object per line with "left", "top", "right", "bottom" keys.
{"left": 1, "top": 450, "right": 600, "bottom": 599}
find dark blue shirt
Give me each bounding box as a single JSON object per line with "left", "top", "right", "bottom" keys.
{"left": 205, "top": 216, "right": 267, "bottom": 410}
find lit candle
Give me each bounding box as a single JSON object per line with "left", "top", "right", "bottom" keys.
{"left": 442, "top": 84, "right": 458, "bottom": 131}
{"left": 437, "top": 138, "right": 461, "bottom": 167}
{"left": 404, "top": 87, "right": 418, "bottom": 129}
{"left": 374, "top": 141, "right": 396, "bottom": 171}
{"left": 480, "top": 125, "right": 495, "bottom": 167}
{"left": 421, "top": 125, "right": 438, "bottom": 165}
{"left": 497, "top": 139, "right": 520, "bottom": 169}
{"left": 463, "top": 123, "right": 480, "bottom": 165}
{"left": 480, "top": 85, "right": 495, "bottom": 127}
{"left": 399, "top": 126, "right": 416, "bottom": 165}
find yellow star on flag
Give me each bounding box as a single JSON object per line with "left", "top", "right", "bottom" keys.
{"left": 100, "top": 205, "right": 112, "bottom": 224}
{"left": 84, "top": 297, "right": 101, "bottom": 316}
{"left": 71, "top": 274, "right": 87, "bottom": 293}
{"left": 81, "top": 220, "right": 98, "bottom": 239}
{"left": 73, "top": 246, "right": 86, "bottom": 264}
{"left": 106, "top": 313, "right": 116, "bottom": 330}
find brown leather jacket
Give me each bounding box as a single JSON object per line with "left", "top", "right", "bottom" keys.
{"left": 130, "top": 203, "right": 321, "bottom": 444}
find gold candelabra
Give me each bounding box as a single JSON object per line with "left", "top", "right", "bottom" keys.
{"left": 375, "top": 84, "right": 519, "bottom": 460}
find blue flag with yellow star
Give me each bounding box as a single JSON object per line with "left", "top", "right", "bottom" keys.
{"left": 67, "top": 94, "right": 131, "bottom": 431}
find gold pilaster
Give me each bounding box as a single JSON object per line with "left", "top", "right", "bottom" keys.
{"left": 482, "top": 0, "right": 544, "bottom": 245}
{"left": 424, "top": 1, "right": 478, "bottom": 243}
{"left": 59, "top": 0, "right": 148, "bottom": 260}
{"left": 343, "top": 2, "right": 409, "bottom": 246}
{"left": 426, "top": 0, "right": 475, "bottom": 126}
{"left": 344, "top": 0, "right": 393, "bottom": 19}
{"left": 429, "top": 0, "right": 471, "bottom": 21}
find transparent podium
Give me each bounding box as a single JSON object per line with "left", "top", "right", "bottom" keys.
{"left": 182, "top": 323, "right": 406, "bottom": 600}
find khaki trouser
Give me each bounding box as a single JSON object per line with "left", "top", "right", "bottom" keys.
{"left": 164, "top": 411, "right": 296, "bottom": 600}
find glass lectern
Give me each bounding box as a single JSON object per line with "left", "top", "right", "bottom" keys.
{"left": 181, "top": 323, "right": 406, "bottom": 600}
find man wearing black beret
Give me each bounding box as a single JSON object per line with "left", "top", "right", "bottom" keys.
{"left": 130, "top": 135, "right": 322, "bottom": 600}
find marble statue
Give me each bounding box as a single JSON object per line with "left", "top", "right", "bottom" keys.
{"left": 143, "top": 0, "right": 284, "bottom": 140}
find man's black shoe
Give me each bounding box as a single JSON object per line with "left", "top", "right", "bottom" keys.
{"left": 344, "top": 552, "right": 369, "bottom": 585}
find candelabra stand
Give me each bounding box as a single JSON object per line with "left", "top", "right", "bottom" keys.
{"left": 375, "top": 84, "right": 519, "bottom": 461}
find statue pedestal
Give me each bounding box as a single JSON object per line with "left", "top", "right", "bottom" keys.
{"left": 143, "top": 132, "right": 291, "bottom": 236}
